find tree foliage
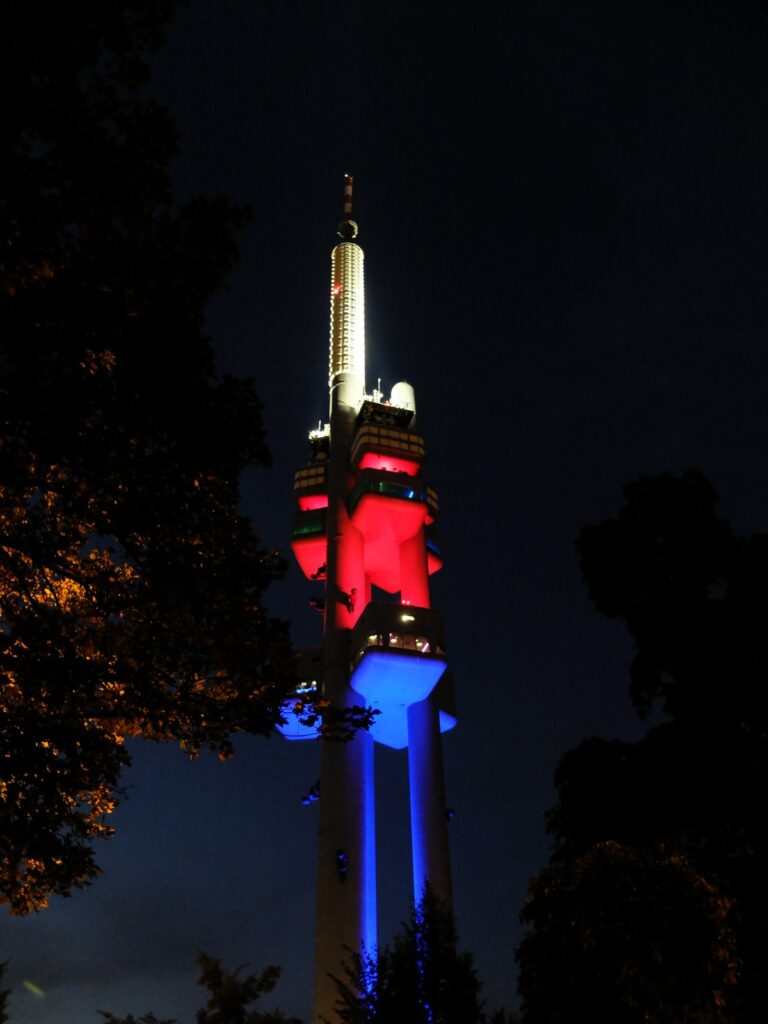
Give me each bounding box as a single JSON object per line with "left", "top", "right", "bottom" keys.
{"left": 518, "top": 472, "right": 768, "bottom": 1022}
{"left": 0, "top": 1, "right": 296, "bottom": 914}
{"left": 97, "top": 951, "right": 303, "bottom": 1024}
{"left": 100, "top": 1014, "right": 176, "bottom": 1024}
{"left": 575, "top": 470, "right": 768, "bottom": 729}
{"left": 0, "top": 953, "right": 299, "bottom": 1024}
{"left": 518, "top": 840, "right": 738, "bottom": 1024}
{"left": 330, "top": 888, "right": 487, "bottom": 1024}
{"left": 193, "top": 951, "right": 301, "bottom": 1024}
{"left": 0, "top": 961, "right": 9, "bottom": 1024}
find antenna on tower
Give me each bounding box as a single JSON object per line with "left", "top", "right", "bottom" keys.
{"left": 338, "top": 174, "right": 358, "bottom": 240}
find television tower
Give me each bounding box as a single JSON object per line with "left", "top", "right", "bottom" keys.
{"left": 279, "top": 177, "right": 456, "bottom": 1023}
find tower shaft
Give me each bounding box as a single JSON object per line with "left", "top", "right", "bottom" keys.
{"left": 408, "top": 697, "right": 453, "bottom": 907}
{"left": 284, "top": 179, "right": 457, "bottom": 1024}
{"left": 313, "top": 382, "right": 376, "bottom": 1018}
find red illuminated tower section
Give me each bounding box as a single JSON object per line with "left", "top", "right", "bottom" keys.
{"left": 281, "top": 178, "right": 456, "bottom": 1024}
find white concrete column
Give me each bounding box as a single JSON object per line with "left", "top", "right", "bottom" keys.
{"left": 313, "top": 384, "right": 376, "bottom": 1024}
{"left": 407, "top": 696, "right": 452, "bottom": 910}
{"left": 313, "top": 715, "right": 375, "bottom": 1022}
{"left": 399, "top": 531, "right": 430, "bottom": 609}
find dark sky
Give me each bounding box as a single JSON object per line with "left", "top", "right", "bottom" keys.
{"left": 4, "top": 1, "right": 768, "bottom": 1021}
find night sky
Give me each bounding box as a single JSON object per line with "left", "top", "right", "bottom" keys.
{"left": 4, "top": 2, "right": 768, "bottom": 1021}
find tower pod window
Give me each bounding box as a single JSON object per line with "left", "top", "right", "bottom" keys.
{"left": 292, "top": 508, "right": 327, "bottom": 538}
{"left": 348, "top": 469, "right": 429, "bottom": 516}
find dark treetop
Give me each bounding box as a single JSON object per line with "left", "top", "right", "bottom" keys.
{"left": 0, "top": 0, "right": 295, "bottom": 914}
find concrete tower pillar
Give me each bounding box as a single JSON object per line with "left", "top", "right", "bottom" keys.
{"left": 313, "top": 709, "right": 375, "bottom": 1019}
{"left": 407, "top": 695, "right": 453, "bottom": 910}
{"left": 399, "top": 532, "right": 431, "bottom": 609}
{"left": 312, "top": 190, "right": 375, "bottom": 1022}
{"left": 313, "top": 398, "right": 376, "bottom": 1021}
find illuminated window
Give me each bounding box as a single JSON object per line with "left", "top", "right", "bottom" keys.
{"left": 293, "top": 520, "right": 324, "bottom": 537}
{"left": 375, "top": 480, "right": 424, "bottom": 501}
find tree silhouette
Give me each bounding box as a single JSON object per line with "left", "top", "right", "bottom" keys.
{"left": 0, "top": 962, "right": 9, "bottom": 1024}
{"left": 0, "top": 1, "right": 295, "bottom": 913}
{"left": 193, "top": 952, "right": 301, "bottom": 1024}
{"left": 95, "top": 951, "right": 301, "bottom": 1024}
{"left": 518, "top": 472, "right": 768, "bottom": 1022}
{"left": 518, "top": 840, "right": 738, "bottom": 1024}
{"left": 0, "top": 954, "right": 300, "bottom": 1024}
{"left": 330, "top": 888, "right": 487, "bottom": 1024}
{"left": 100, "top": 1014, "right": 176, "bottom": 1024}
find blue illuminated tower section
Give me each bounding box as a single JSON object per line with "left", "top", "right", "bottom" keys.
{"left": 281, "top": 178, "right": 457, "bottom": 1024}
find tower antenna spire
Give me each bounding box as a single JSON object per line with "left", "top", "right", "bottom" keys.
{"left": 338, "top": 173, "right": 358, "bottom": 240}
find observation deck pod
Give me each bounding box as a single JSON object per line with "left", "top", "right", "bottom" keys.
{"left": 291, "top": 506, "right": 328, "bottom": 581}
{"left": 348, "top": 468, "right": 437, "bottom": 530}
{"left": 351, "top": 422, "right": 425, "bottom": 477}
{"left": 349, "top": 602, "right": 455, "bottom": 749}
{"left": 294, "top": 462, "right": 328, "bottom": 511}
{"left": 425, "top": 524, "right": 445, "bottom": 575}
{"left": 276, "top": 647, "right": 323, "bottom": 741}
{"left": 348, "top": 469, "right": 440, "bottom": 592}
